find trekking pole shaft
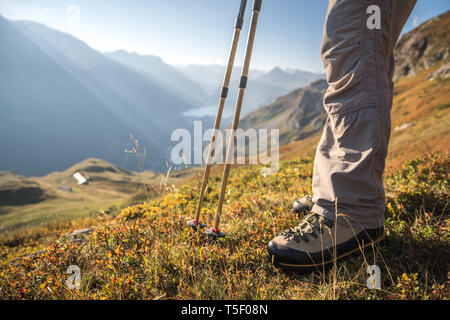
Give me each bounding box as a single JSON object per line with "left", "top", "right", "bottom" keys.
{"left": 213, "top": 0, "right": 262, "bottom": 230}
{"left": 193, "top": 0, "right": 248, "bottom": 223}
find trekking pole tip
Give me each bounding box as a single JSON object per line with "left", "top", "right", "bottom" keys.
{"left": 187, "top": 219, "right": 207, "bottom": 229}
{"left": 205, "top": 228, "right": 226, "bottom": 239}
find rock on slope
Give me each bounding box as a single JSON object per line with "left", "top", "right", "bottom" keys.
{"left": 239, "top": 79, "right": 327, "bottom": 145}
{"left": 394, "top": 10, "right": 450, "bottom": 82}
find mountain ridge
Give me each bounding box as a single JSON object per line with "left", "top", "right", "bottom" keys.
{"left": 0, "top": 16, "right": 193, "bottom": 176}
{"left": 104, "top": 50, "right": 212, "bottom": 107}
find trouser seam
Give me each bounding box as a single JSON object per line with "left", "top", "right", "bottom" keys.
{"left": 373, "top": 0, "right": 389, "bottom": 201}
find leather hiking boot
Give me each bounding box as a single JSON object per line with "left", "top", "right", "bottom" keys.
{"left": 267, "top": 213, "right": 385, "bottom": 272}
{"left": 292, "top": 195, "right": 313, "bottom": 215}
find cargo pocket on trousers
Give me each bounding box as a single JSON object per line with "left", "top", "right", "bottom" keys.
{"left": 328, "top": 106, "right": 382, "bottom": 165}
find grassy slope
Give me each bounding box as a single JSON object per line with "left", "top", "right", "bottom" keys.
{"left": 0, "top": 158, "right": 167, "bottom": 235}
{"left": 0, "top": 153, "right": 448, "bottom": 299}
{"left": 388, "top": 65, "right": 450, "bottom": 167}
{"left": 0, "top": 172, "right": 48, "bottom": 207}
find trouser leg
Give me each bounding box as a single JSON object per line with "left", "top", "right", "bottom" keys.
{"left": 311, "top": 0, "right": 416, "bottom": 229}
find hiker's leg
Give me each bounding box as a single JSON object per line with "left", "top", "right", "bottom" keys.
{"left": 311, "top": 0, "right": 416, "bottom": 229}
{"left": 267, "top": 0, "right": 417, "bottom": 271}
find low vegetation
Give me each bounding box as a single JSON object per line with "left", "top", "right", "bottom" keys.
{"left": 0, "top": 153, "right": 448, "bottom": 300}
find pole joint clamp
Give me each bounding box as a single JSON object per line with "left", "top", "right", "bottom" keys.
{"left": 253, "top": 0, "right": 262, "bottom": 12}
{"left": 221, "top": 87, "right": 229, "bottom": 98}
{"left": 239, "top": 76, "right": 248, "bottom": 89}
{"left": 235, "top": 17, "right": 244, "bottom": 29}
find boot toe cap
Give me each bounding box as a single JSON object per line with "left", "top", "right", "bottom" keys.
{"left": 267, "top": 237, "right": 310, "bottom": 266}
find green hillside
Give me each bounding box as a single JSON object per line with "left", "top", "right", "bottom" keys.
{"left": 0, "top": 158, "right": 165, "bottom": 235}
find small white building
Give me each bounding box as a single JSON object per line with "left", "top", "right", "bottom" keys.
{"left": 73, "top": 172, "right": 88, "bottom": 185}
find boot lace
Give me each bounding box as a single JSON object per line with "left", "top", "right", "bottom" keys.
{"left": 281, "top": 213, "right": 333, "bottom": 243}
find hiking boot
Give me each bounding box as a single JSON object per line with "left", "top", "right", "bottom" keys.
{"left": 267, "top": 213, "right": 384, "bottom": 272}
{"left": 292, "top": 195, "right": 313, "bottom": 215}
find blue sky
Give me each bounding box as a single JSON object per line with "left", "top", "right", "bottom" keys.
{"left": 1, "top": 0, "right": 449, "bottom": 72}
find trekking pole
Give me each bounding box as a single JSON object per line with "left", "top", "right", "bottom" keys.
{"left": 206, "top": 0, "right": 262, "bottom": 238}
{"left": 187, "top": 0, "right": 248, "bottom": 229}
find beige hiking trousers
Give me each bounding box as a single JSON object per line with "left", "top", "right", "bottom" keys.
{"left": 312, "top": 0, "right": 416, "bottom": 229}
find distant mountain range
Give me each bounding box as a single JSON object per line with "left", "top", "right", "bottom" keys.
{"left": 0, "top": 16, "right": 194, "bottom": 176}
{"left": 177, "top": 64, "right": 324, "bottom": 119}
{"left": 175, "top": 64, "right": 245, "bottom": 95}
{"left": 104, "top": 50, "right": 212, "bottom": 107}
{"left": 0, "top": 15, "right": 324, "bottom": 177}
{"left": 254, "top": 67, "right": 324, "bottom": 91}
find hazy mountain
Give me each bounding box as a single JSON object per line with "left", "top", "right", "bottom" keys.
{"left": 239, "top": 79, "right": 328, "bottom": 145}
{"left": 105, "top": 50, "right": 212, "bottom": 106}
{"left": 176, "top": 64, "right": 237, "bottom": 95}
{"left": 209, "top": 78, "right": 287, "bottom": 117}
{"left": 0, "top": 16, "right": 192, "bottom": 176}
{"left": 254, "top": 67, "right": 325, "bottom": 91}
{"left": 178, "top": 64, "right": 324, "bottom": 119}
